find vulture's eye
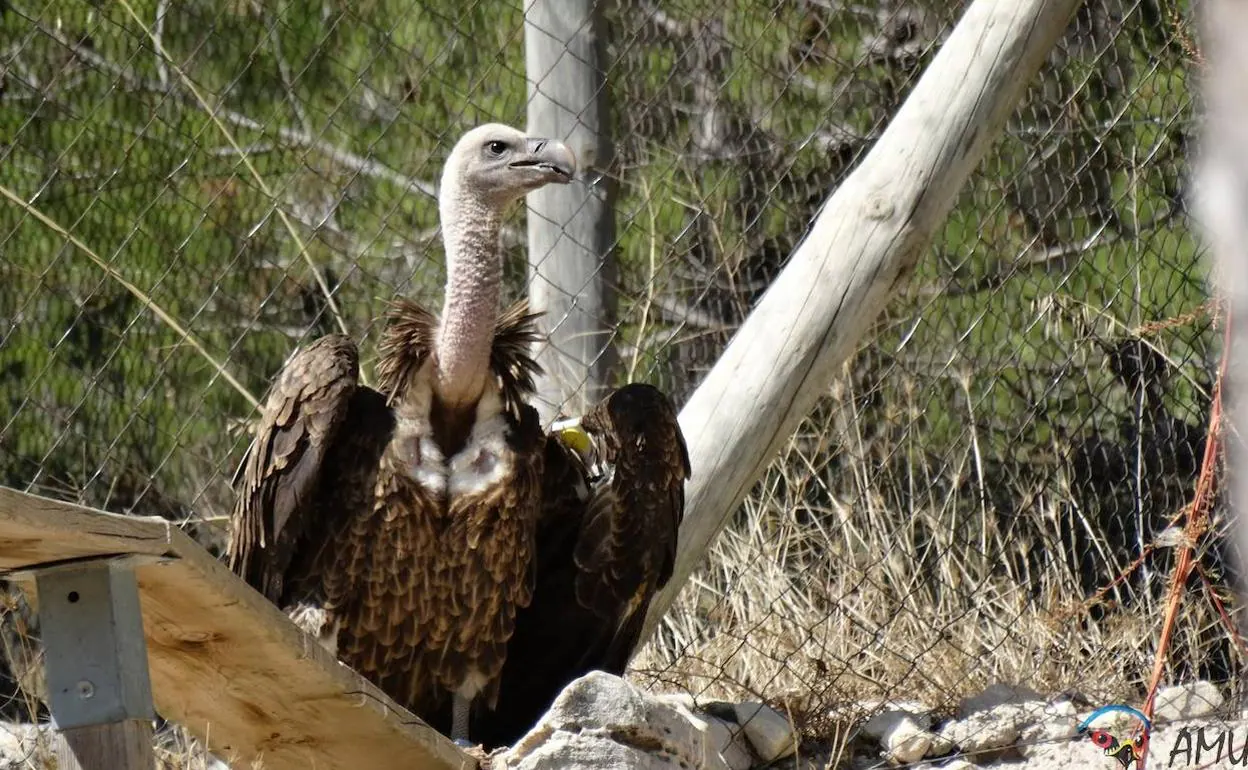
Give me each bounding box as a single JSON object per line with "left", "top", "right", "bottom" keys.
{"left": 486, "top": 140, "right": 507, "bottom": 156}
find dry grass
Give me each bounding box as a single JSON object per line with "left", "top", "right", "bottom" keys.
{"left": 630, "top": 360, "right": 1237, "bottom": 751}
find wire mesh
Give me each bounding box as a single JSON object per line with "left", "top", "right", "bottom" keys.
{"left": 0, "top": 0, "right": 1230, "bottom": 765}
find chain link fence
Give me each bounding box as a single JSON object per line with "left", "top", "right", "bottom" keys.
{"left": 0, "top": 0, "right": 1228, "bottom": 765}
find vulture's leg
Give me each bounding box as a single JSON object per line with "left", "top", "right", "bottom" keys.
{"left": 451, "top": 694, "right": 472, "bottom": 746}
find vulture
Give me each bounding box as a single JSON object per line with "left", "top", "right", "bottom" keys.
{"left": 226, "top": 123, "right": 576, "bottom": 742}
{"left": 466, "top": 383, "right": 691, "bottom": 749}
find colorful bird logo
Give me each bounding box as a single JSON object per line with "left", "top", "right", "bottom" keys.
{"left": 1078, "top": 705, "right": 1151, "bottom": 769}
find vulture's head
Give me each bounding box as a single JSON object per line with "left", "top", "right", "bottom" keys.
{"left": 441, "top": 123, "right": 576, "bottom": 209}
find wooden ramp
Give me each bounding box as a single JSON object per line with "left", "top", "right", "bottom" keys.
{"left": 0, "top": 486, "right": 474, "bottom": 770}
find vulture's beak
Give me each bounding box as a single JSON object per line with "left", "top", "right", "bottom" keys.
{"left": 511, "top": 138, "right": 576, "bottom": 183}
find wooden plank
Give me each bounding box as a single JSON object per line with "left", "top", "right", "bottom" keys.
{"left": 54, "top": 720, "right": 154, "bottom": 770}
{"left": 0, "top": 486, "right": 474, "bottom": 770}
{"left": 525, "top": 0, "right": 619, "bottom": 422}
{"left": 637, "top": 0, "right": 1084, "bottom": 644}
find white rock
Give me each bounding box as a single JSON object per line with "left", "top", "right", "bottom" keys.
{"left": 927, "top": 727, "right": 956, "bottom": 756}
{"left": 732, "top": 701, "right": 797, "bottom": 762}
{"left": 861, "top": 707, "right": 939, "bottom": 763}
{"left": 879, "top": 714, "right": 933, "bottom": 765}
{"left": 704, "top": 715, "right": 755, "bottom": 770}
{"left": 1017, "top": 701, "right": 1079, "bottom": 758}
{"left": 498, "top": 672, "right": 733, "bottom": 770}
{"left": 665, "top": 698, "right": 754, "bottom": 770}
{"left": 504, "top": 730, "right": 689, "bottom": 770}
{"left": 936, "top": 698, "right": 1090, "bottom": 762}
{"left": 863, "top": 707, "right": 932, "bottom": 739}
{"left": 958, "top": 683, "right": 1044, "bottom": 717}
{"left": 937, "top": 703, "right": 1028, "bottom": 754}
{"left": 1154, "top": 681, "right": 1224, "bottom": 722}
{"left": 862, "top": 709, "right": 903, "bottom": 741}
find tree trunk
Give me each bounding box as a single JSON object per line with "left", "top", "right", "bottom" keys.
{"left": 639, "top": 0, "right": 1083, "bottom": 646}
{"left": 524, "top": 0, "right": 618, "bottom": 422}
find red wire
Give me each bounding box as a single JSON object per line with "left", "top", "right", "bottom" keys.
{"left": 1136, "top": 304, "right": 1230, "bottom": 768}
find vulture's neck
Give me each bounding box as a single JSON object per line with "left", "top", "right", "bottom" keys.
{"left": 434, "top": 181, "right": 502, "bottom": 411}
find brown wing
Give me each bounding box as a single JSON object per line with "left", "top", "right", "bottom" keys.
{"left": 471, "top": 383, "right": 689, "bottom": 750}
{"left": 574, "top": 382, "right": 690, "bottom": 617}
{"left": 226, "top": 334, "right": 362, "bottom": 604}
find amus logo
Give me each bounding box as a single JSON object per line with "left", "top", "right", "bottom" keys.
{"left": 1079, "top": 705, "right": 1151, "bottom": 769}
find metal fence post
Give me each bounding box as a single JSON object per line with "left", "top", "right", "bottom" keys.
{"left": 36, "top": 562, "right": 155, "bottom": 770}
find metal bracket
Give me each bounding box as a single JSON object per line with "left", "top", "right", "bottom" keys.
{"left": 35, "top": 561, "right": 155, "bottom": 729}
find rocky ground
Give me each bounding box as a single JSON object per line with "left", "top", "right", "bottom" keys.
{"left": 494, "top": 675, "right": 1243, "bottom": 770}
{"left": 0, "top": 676, "right": 1241, "bottom": 768}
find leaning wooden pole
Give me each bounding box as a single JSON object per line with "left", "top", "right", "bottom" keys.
{"left": 1195, "top": 3, "right": 1248, "bottom": 618}
{"left": 638, "top": 0, "right": 1082, "bottom": 644}
{"left": 524, "top": 0, "right": 619, "bottom": 422}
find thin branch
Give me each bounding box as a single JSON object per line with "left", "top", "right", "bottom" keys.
{"left": 265, "top": 8, "right": 312, "bottom": 138}
{"left": 116, "top": 0, "right": 357, "bottom": 372}
{"left": 153, "top": 0, "right": 170, "bottom": 90}
{"left": 923, "top": 205, "right": 1182, "bottom": 299}
{"left": 42, "top": 22, "right": 436, "bottom": 199}
{"left": 651, "top": 294, "right": 732, "bottom": 331}
{"left": 0, "top": 182, "right": 259, "bottom": 409}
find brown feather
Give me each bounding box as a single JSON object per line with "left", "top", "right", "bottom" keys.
{"left": 574, "top": 383, "right": 689, "bottom": 612}
{"left": 375, "top": 299, "right": 437, "bottom": 404}
{"left": 333, "top": 399, "right": 544, "bottom": 716}
{"left": 377, "top": 297, "right": 543, "bottom": 420}
{"left": 466, "top": 382, "right": 690, "bottom": 749}
{"left": 490, "top": 299, "right": 545, "bottom": 419}
{"left": 227, "top": 334, "right": 366, "bottom": 604}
